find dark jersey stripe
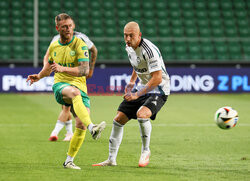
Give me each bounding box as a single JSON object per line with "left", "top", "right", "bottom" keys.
{"left": 143, "top": 42, "right": 154, "bottom": 58}
{"left": 142, "top": 42, "right": 154, "bottom": 59}
{"left": 142, "top": 43, "right": 153, "bottom": 58}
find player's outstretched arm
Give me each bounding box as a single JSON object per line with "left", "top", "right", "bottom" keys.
{"left": 86, "top": 45, "right": 98, "bottom": 79}
{"left": 51, "top": 61, "right": 89, "bottom": 77}
{"left": 26, "top": 74, "right": 40, "bottom": 85}
{"left": 26, "top": 62, "right": 52, "bottom": 85}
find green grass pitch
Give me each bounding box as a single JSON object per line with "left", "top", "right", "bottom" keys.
{"left": 0, "top": 93, "right": 249, "bottom": 181}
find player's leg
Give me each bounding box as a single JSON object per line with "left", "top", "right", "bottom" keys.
{"left": 92, "top": 111, "right": 129, "bottom": 166}
{"left": 49, "top": 105, "right": 69, "bottom": 141}
{"left": 62, "top": 106, "right": 74, "bottom": 141}
{"left": 109, "top": 112, "right": 129, "bottom": 162}
{"left": 93, "top": 97, "right": 145, "bottom": 166}
{"left": 61, "top": 86, "right": 106, "bottom": 139}
{"left": 65, "top": 109, "right": 73, "bottom": 134}
{"left": 137, "top": 95, "right": 168, "bottom": 167}
{"left": 137, "top": 106, "right": 152, "bottom": 167}
{"left": 62, "top": 86, "right": 91, "bottom": 126}
{"left": 63, "top": 108, "right": 88, "bottom": 169}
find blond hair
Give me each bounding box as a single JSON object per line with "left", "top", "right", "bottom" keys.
{"left": 55, "top": 13, "right": 73, "bottom": 26}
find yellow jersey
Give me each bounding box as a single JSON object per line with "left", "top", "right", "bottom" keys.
{"left": 48, "top": 36, "right": 89, "bottom": 93}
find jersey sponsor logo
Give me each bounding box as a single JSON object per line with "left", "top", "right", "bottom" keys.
{"left": 150, "top": 63, "right": 158, "bottom": 69}
{"left": 149, "top": 60, "right": 157, "bottom": 65}
{"left": 133, "top": 66, "right": 147, "bottom": 73}
{"left": 58, "top": 62, "right": 75, "bottom": 67}
{"left": 81, "top": 46, "right": 88, "bottom": 50}
{"left": 70, "top": 51, "right": 76, "bottom": 56}
{"left": 54, "top": 52, "right": 56, "bottom": 56}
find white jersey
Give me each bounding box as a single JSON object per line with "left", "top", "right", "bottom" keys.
{"left": 50, "top": 31, "right": 94, "bottom": 50}
{"left": 126, "top": 38, "right": 170, "bottom": 95}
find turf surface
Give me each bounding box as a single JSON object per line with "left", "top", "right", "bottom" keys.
{"left": 0, "top": 93, "right": 249, "bottom": 181}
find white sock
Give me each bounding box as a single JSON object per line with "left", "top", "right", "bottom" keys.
{"left": 65, "top": 120, "right": 73, "bottom": 134}
{"left": 108, "top": 120, "right": 124, "bottom": 162}
{"left": 51, "top": 120, "right": 65, "bottom": 136}
{"left": 87, "top": 123, "right": 94, "bottom": 133}
{"left": 65, "top": 155, "right": 74, "bottom": 164}
{"left": 138, "top": 118, "right": 152, "bottom": 152}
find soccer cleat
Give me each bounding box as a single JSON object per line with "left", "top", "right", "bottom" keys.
{"left": 91, "top": 121, "right": 106, "bottom": 140}
{"left": 63, "top": 133, "right": 73, "bottom": 141}
{"left": 92, "top": 159, "right": 117, "bottom": 166}
{"left": 139, "top": 151, "right": 151, "bottom": 167}
{"left": 63, "top": 161, "right": 81, "bottom": 170}
{"left": 49, "top": 135, "right": 58, "bottom": 141}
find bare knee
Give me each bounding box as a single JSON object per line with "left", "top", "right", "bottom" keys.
{"left": 114, "top": 111, "right": 129, "bottom": 125}
{"left": 71, "top": 88, "right": 81, "bottom": 97}
{"left": 137, "top": 107, "right": 152, "bottom": 119}
{"left": 62, "top": 87, "right": 81, "bottom": 99}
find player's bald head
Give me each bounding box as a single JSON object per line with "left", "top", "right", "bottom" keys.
{"left": 124, "top": 21, "right": 142, "bottom": 49}
{"left": 124, "top": 21, "right": 140, "bottom": 34}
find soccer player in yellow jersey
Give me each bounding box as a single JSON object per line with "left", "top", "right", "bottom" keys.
{"left": 27, "top": 13, "right": 106, "bottom": 170}
{"left": 43, "top": 32, "right": 98, "bottom": 142}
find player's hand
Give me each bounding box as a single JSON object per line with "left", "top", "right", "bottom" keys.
{"left": 26, "top": 74, "right": 40, "bottom": 85}
{"left": 123, "top": 92, "right": 139, "bottom": 101}
{"left": 125, "top": 83, "right": 135, "bottom": 94}
{"left": 51, "top": 62, "right": 65, "bottom": 73}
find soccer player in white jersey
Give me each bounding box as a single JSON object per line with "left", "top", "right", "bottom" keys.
{"left": 92, "top": 21, "right": 170, "bottom": 167}
{"left": 42, "top": 32, "right": 98, "bottom": 142}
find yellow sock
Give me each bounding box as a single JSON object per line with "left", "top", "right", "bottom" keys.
{"left": 67, "top": 128, "right": 86, "bottom": 158}
{"left": 72, "top": 95, "right": 92, "bottom": 127}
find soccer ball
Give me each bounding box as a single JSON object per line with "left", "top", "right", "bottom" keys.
{"left": 214, "top": 106, "right": 239, "bottom": 129}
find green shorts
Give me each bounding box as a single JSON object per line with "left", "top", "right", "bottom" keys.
{"left": 52, "top": 82, "right": 90, "bottom": 108}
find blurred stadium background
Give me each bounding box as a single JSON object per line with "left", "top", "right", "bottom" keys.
{"left": 0, "top": 0, "right": 250, "bottom": 67}
{"left": 1, "top": 1, "right": 250, "bottom": 180}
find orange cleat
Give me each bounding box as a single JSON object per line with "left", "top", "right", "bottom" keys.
{"left": 139, "top": 151, "right": 151, "bottom": 167}
{"left": 49, "top": 135, "right": 58, "bottom": 141}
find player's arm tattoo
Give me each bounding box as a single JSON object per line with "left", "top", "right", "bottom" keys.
{"left": 89, "top": 46, "right": 97, "bottom": 70}
{"left": 78, "top": 61, "right": 89, "bottom": 76}
{"left": 89, "top": 57, "right": 96, "bottom": 70}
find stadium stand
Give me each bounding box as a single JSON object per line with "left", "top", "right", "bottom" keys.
{"left": 0, "top": 0, "right": 250, "bottom": 64}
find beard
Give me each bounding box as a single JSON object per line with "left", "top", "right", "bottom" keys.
{"left": 60, "top": 32, "right": 73, "bottom": 43}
